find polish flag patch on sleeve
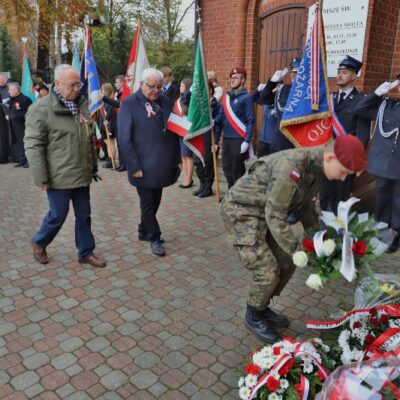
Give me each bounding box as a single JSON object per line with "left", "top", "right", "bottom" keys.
{"left": 290, "top": 170, "right": 301, "bottom": 181}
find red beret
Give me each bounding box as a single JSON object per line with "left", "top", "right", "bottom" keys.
{"left": 230, "top": 67, "right": 247, "bottom": 78}
{"left": 334, "top": 135, "right": 367, "bottom": 172}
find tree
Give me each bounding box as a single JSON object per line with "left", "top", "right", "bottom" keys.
{"left": 0, "top": 26, "right": 19, "bottom": 80}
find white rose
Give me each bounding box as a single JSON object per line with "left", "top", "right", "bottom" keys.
{"left": 292, "top": 251, "right": 308, "bottom": 268}
{"left": 323, "top": 239, "right": 336, "bottom": 256}
{"left": 306, "top": 274, "right": 323, "bottom": 290}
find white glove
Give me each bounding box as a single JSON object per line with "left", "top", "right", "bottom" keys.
{"left": 257, "top": 83, "right": 266, "bottom": 92}
{"left": 375, "top": 81, "right": 393, "bottom": 97}
{"left": 240, "top": 141, "right": 249, "bottom": 154}
{"left": 271, "top": 67, "right": 289, "bottom": 83}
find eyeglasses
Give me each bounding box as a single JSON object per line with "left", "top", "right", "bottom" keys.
{"left": 144, "top": 81, "right": 163, "bottom": 91}
{"left": 60, "top": 81, "right": 83, "bottom": 89}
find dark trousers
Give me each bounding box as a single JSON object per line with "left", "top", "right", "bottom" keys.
{"left": 194, "top": 146, "right": 216, "bottom": 188}
{"left": 374, "top": 176, "right": 400, "bottom": 230}
{"left": 319, "top": 175, "right": 354, "bottom": 212}
{"left": 136, "top": 187, "right": 163, "bottom": 241}
{"left": 257, "top": 141, "right": 271, "bottom": 158}
{"left": 33, "top": 187, "right": 95, "bottom": 259}
{"left": 222, "top": 137, "right": 246, "bottom": 188}
{"left": 115, "top": 131, "right": 125, "bottom": 168}
{"left": 13, "top": 126, "right": 27, "bottom": 164}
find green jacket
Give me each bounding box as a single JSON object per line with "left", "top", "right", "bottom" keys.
{"left": 25, "top": 89, "right": 97, "bottom": 189}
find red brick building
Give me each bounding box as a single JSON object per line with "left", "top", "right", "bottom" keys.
{"left": 199, "top": 0, "right": 400, "bottom": 94}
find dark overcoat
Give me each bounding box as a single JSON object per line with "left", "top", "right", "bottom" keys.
{"left": 8, "top": 93, "right": 32, "bottom": 144}
{"left": 353, "top": 92, "right": 400, "bottom": 180}
{"left": 117, "top": 89, "right": 181, "bottom": 189}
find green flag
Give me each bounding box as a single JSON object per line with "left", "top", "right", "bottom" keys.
{"left": 21, "top": 56, "right": 36, "bottom": 103}
{"left": 186, "top": 33, "right": 212, "bottom": 163}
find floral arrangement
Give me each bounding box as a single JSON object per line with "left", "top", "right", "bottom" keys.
{"left": 316, "top": 356, "right": 400, "bottom": 400}
{"left": 238, "top": 338, "right": 335, "bottom": 400}
{"left": 292, "top": 197, "right": 387, "bottom": 290}
{"left": 332, "top": 305, "right": 400, "bottom": 365}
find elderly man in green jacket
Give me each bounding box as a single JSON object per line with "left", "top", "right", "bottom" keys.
{"left": 24, "top": 64, "right": 105, "bottom": 268}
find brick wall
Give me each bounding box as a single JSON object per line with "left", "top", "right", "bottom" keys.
{"left": 200, "top": 0, "right": 400, "bottom": 94}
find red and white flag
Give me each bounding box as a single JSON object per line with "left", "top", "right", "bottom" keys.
{"left": 167, "top": 113, "right": 192, "bottom": 138}
{"left": 121, "top": 25, "right": 149, "bottom": 102}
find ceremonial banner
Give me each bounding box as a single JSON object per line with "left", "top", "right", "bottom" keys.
{"left": 186, "top": 33, "right": 212, "bottom": 164}
{"left": 83, "top": 28, "right": 103, "bottom": 115}
{"left": 121, "top": 25, "right": 149, "bottom": 102}
{"left": 72, "top": 45, "right": 81, "bottom": 72}
{"left": 21, "top": 56, "right": 36, "bottom": 103}
{"left": 280, "top": 2, "right": 332, "bottom": 147}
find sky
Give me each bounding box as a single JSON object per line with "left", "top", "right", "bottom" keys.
{"left": 180, "top": 0, "right": 195, "bottom": 38}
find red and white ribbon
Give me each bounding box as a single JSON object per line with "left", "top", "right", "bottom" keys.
{"left": 221, "top": 94, "right": 246, "bottom": 139}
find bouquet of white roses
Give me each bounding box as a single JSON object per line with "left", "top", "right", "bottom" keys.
{"left": 292, "top": 198, "right": 387, "bottom": 290}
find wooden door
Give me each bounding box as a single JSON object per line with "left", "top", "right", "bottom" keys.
{"left": 256, "top": 6, "right": 306, "bottom": 137}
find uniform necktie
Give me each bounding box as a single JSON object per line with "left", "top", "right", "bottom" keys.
{"left": 338, "top": 92, "right": 346, "bottom": 104}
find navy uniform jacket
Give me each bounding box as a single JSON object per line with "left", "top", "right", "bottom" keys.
{"left": 252, "top": 89, "right": 278, "bottom": 144}
{"left": 117, "top": 89, "right": 181, "bottom": 189}
{"left": 215, "top": 88, "right": 255, "bottom": 143}
{"left": 163, "top": 82, "right": 180, "bottom": 102}
{"left": 331, "top": 88, "right": 371, "bottom": 148}
{"left": 353, "top": 92, "right": 400, "bottom": 180}
{"left": 258, "top": 80, "right": 293, "bottom": 151}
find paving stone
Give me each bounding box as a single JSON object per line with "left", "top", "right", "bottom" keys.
{"left": 23, "top": 352, "right": 49, "bottom": 369}
{"left": 24, "top": 382, "right": 45, "bottom": 398}
{"left": 10, "top": 371, "right": 40, "bottom": 391}
{"left": 0, "top": 370, "right": 10, "bottom": 385}
{"left": 92, "top": 322, "right": 115, "bottom": 335}
{"left": 59, "top": 298, "right": 80, "bottom": 310}
{"left": 60, "top": 337, "right": 84, "bottom": 352}
{"left": 51, "top": 353, "right": 77, "bottom": 369}
{"left": 162, "top": 351, "right": 188, "bottom": 369}
{"left": 130, "top": 370, "right": 158, "bottom": 390}
{"left": 100, "top": 371, "right": 127, "bottom": 390}
{"left": 134, "top": 352, "right": 161, "bottom": 369}
{"left": 86, "top": 337, "right": 110, "bottom": 352}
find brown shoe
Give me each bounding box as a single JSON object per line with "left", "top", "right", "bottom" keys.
{"left": 32, "top": 241, "right": 49, "bottom": 264}
{"left": 79, "top": 255, "right": 106, "bottom": 268}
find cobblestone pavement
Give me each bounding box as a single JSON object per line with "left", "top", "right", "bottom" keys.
{"left": 0, "top": 164, "right": 398, "bottom": 400}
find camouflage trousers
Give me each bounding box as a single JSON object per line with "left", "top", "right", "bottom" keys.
{"left": 221, "top": 202, "right": 296, "bottom": 310}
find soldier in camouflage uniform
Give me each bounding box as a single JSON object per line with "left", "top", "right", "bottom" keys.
{"left": 221, "top": 135, "right": 368, "bottom": 342}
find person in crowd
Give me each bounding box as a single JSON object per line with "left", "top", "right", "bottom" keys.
{"left": 193, "top": 80, "right": 222, "bottom": 198}
{"left": 37, "top": 83, "right": 49, "bottom": 99}
{"left": 221, "top": 135, "right": 367, "bottom": 342}
{"left": 6, "top": 82, "right": 32, "bottom": 168}
{"left": 0, "top": 74, "right": 10, "bottom": 163}
{"left": 319, "top": 56, "right": 371, "bottom": 213}
{"left": 113, "top": 75, "right": 126, "bottom": 172}
{"left": 160, "top": 67, "right": 180, "bottom": 101}
{"left": 114, "top": 75, "right": 124, "bottom": 102}
{"left": 353, "top": 75, "right": 400, "bottom": 253}
{"left": 24, "top": 64, "right": 105, "bottom": 268}
{"left": 258, "top": 57, "right": 300, "bottom": 154}
{"left": 176, "top": 78, "right": 194, "bottom": 189}
{"left": 99, "top": 83, "right": 118, "bottom": 169}
{"left": 215, "top": 67, "right": 255, "bottom": 189}
{"left": 118, "top": 68, "right": 181, "bottom": 257}
{"left": 252, "top": 82, "right": 277, "bottom": 158}
{"left": 207, "top": 70, "right": 224, "bottom": 102}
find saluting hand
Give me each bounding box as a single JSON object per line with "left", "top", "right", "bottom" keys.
{"left": 133, "top": 170, "right": 143, "bottom": 178}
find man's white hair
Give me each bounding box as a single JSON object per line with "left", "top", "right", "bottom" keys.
{"left": 54, "top": 64, "right": 74, "bottom": 80}
{"left": 8, "top": 82, "right": 20, "bottom": 90}
{"left": 141, "top": 68, "right": 163, "bottom": 82}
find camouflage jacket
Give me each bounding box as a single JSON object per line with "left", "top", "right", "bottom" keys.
{"left": 222, "top": 145, "right": 324, "bottom": 254}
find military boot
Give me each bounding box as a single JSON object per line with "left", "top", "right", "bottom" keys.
{"left": 244, "top": 305, "right": 281, "bottom": 343}
{"left": 261, "top": 307, "right": 290, "bottom": 328}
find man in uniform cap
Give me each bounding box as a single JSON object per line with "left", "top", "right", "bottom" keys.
{"left": 221, "top": 135, "right": 367, "bottom": 342}
{"left": 353, "top": 73, "right": 400, "bottom": 253}
{"left": 215, "top": 67, "right": 255, "bottom": 188}
{"left": 319, "top": 55, "right": 371, "bottom": 213}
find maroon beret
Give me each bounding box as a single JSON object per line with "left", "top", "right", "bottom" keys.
{"left": 334, "top": 135, "right": 367, "bottom": 172}
{"left": 230, "top": 67, "right": 247, "bottom": 78}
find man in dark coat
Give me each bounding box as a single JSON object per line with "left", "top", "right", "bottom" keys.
{"left": 353, "top": 76, "right": 400, "bottom": 253}
{"left": 319, "top": 56, "right": 371, "bottom": 213}
{"left": 6, "top": 82, "right": 32, "bottom": 167}
{"left": 118, "top": 68, "right": 181, "bottom": 257}
{"left": 0, "top": 75, "right": 10, "bottom": 163}
{"left": 160, "top": 67, "right": 180, "bottom": 102}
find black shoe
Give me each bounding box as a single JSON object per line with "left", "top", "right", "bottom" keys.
{"left": 198, "top": 188, "right": 213, "bottom": 198}
{"left": 286, "top": 211, "right": 299, "bottom": 225}
{"left": 150, "top": 240, "right": 165, "bottom": 257}
{"left": 244, "top": 305, "right": 281, "bottom": 343}
{"left": 102, "top": 161, "right": 112, "bottom": 169}
{"left": 116, "top": 165, "right": 126, "bottom": 172}
{"left": 386, "top": 234, "right": 400, "bottom": 253}
{"left": 261, "top": 307, "right": 290, "bottom": 328}
{"left": 138, "top": 233, "right": 164, "bottom": 243}
{"left": 14, "top": 162, "right": 24, "bottom": 168}
{"left": 193, "top": 183, "right": 205, "bottom": 196}
{"left": 22, "top": 163, "right": 29, "bottom": 168}
{"left": 179, "top": 180, "right": 194, "bottom": 189}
